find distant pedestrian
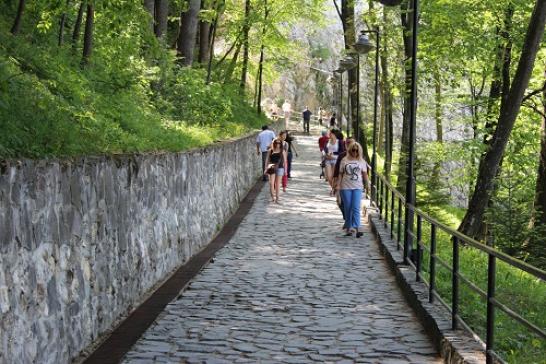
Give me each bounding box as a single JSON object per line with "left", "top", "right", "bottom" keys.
{"left": 282, "top": 100, "right": 292, "bottom": 129}
{"left": 284, "top": 131, "right": 298, "bottom": 178}
{"left": 256, "top": 125, "right": 276, "bottom": 181}
{"left": 279, "top": 130, "right": 290, "bottom": 191}
{"left": 318, "top": 130, "right": 329, "bottom": 152}
{"left": 302, "top": 106, "right": 312, "bottom": 133}
{"left": 264, "top": 138, "right": 287, "bottom": 203}
{"left": 323, "top": 131, "right": 341, "bottom": 192}
{"left": 318, "top": 107, "right": 324, "bottom": 126}
{"left": 329, "top": 112, "right": 337, "bottom": 128}
{"left": 336, "top": 142, "right": 370, "bottom": 238}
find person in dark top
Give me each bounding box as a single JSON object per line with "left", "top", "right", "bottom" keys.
{"left": 329, "top": 112, "right": 337, "bottom": 127}
{"left": 264, "top": 138, "right": 287, "bottom": 203}
{"left": 284, "top": 131, "right": 298, "bottom": 178}
{"left": 302, "top": 106, "right": 312, "bottom": 133}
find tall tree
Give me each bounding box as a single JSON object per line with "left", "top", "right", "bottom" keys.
{"left": 154, "top": 0, "right": 169, "bottom": 38}
{"left": 380, "top": 8, "right": 393, "bottom": 178}
{"left": 256, "top": 0, "right": 269, "bottom": 113}
{"left": 334, "top": 0, "right": 370, "bottom": 162}
{"left": 72, "top": 1, "right": 85, "bottom": 46}
{"left": 58, "top": 0, "right": 71, "bottom": 45}
{"left": 396, "top": 0, "right": 414, "bottom": 193}
{"left": 526, "top": 69, "right": 546, "bottom": 257}
{"left": 198, "top": 1, "right": 211, "bottom": 64}
{"left": 177, "top": 0, "right": 202, "bottom": 66}
{"left": 82, "top": 2, "right": 94, "bottom": 65}
{"left": 10, "top": 0, "right": 26, "bottom": 35}
{"left": 459, "top": 0, "right": 546, "bottom": 239}
{"left": 144, "top": 0, "right": 155, "bottom": 33}
{"left": 239, "top": 0, "right": 252, "bottom": 92}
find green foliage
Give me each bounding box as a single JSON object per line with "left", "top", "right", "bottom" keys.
{"left": 0, "top": 3, "right": 266, "bottom": 159}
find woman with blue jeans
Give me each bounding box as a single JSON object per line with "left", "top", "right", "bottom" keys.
{"left": 336, "top": 142, "right": 370, "bottom": 237}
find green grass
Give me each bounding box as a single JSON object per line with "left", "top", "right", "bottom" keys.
{"left": 0, "top": 16, "right": 266, "bottom": 159}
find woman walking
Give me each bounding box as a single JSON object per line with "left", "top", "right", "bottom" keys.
{"left": 264, "top": 138, "right": 287, "bottom": 203}
{"left": 323, "top": 130, "right": 343, "bottom": 193}
{"left": 336, "top": 142, "right": 370, "bottom": 237}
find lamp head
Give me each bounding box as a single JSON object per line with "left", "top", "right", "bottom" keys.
{"left": 339, "top": 56, "right": 356, "bottom": 70}
{"left": 354, "top": 32, "right": 375, "bottom": 54}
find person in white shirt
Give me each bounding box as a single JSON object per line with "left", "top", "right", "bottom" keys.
{"left": 282, "top": 100, "right": 292, "bottom": 129}
{"left": 256, "top": 125, "right": 276, "bottom": 181}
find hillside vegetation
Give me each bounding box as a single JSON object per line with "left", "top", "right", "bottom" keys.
{"left": 0, "top": 4, "right": 266, "bottom": 159}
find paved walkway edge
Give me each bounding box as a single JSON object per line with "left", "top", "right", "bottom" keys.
{"left": 368, "top": 213, "right": 487, "bottom": 364}
{"left": 81, "top": 179, "right": 264, "bottom": 364}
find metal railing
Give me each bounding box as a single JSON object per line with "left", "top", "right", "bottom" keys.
{"left": 371, "top": 172, "right": 546, "bottom": 364}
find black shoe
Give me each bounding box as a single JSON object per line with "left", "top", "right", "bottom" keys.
{"left": 356, "top": 232, "right": 364, "bottom": 238}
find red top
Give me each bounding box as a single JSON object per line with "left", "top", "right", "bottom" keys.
{"left": 318, "top": 136, "right": 329, "bottom": 151}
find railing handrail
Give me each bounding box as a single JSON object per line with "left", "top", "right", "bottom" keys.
{"left": 372, "top": 171, "right": 546, "bottom": 363}
{"left": 375, "top": 173, "right": 546, "bottom": 281}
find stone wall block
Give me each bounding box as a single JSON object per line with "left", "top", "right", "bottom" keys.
{"left": 0, "top": 132, "right": 261, "bottom": 363}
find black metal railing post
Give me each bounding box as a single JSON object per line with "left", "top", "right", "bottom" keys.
{"left": 429, "top": 224, "right": 437, "bottom": 303}
{"left": 384, "top": 182, "right": 389, "bottom": 228}
{"left": 416, "top": 215, "right": 422, "bottom": 282}
{"left": 390, "top": 190, "right": 395, "bottom": 239}
{"left": 397, "top": 198, "right": 402, "bottom": 248}
{"left": 379, "top": 178, "right": 384, "bottom": 219}
{"left": 486, "top": 253, "right": 496, "bottom": 364}
{"left": 452, "top": 236, "right": 460, "bottom": 330}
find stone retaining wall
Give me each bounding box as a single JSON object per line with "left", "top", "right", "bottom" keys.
{"left": 0, "top": 132, "right": 266, "bottom": 364}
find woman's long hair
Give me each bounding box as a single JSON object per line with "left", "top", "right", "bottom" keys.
{"left": 347, "top": 142, "right": 364, "bottom": 162}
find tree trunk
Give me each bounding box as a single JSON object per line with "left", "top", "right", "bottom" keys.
{"left": 526, "top": 69, "right": 546, "bottom": 257}
{"left": 484, "top": 5, "right": 514, "bottom": 145}
{"left": 72, "top": 1, "right": 85, "bottom": 46}
{"left": 396, "top": 0, "right": 413, "bottom": 193}
{"left": 339, "top": 0, "right": 370, "bottom": 162}
{"left": 256, "top": 0, "right": 268, "bottom": 114}
{"left": 177, "top": 0, "right": 201, "bottom": 66}
{"left": 380, "top": 9, "right": 393, "bottom": 179}
{"left": 58, "top": 0, "right": 71, "bottom": 46}
{"left": 10, "top": 0, "right": 26, "bottom": 35}
{"left": 154, "top": 0, "right": 169, "bottom": 39}
{"left": 434, "top": 71, "right": 443, "bottom": 143}
{"left": 144, "top": 0, "right": 155, "bottom": 32}
{"left": 198, "top": 1, "right": 211, "bottom": 64}
{"left": 239, "top": 0, "right": 251, "bottom": 92}
{"left": 81, "top": 2, "right": 94, "bottom": 66}
{"left": 224, "top": 40, "right": 242, "bottom": 82}
{"left": 459, "top": 0, "right": 546, "bottom": 239}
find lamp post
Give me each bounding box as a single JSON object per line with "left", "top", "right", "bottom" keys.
{"left": 353, "top": 30, "right": 379, "bottom": 200}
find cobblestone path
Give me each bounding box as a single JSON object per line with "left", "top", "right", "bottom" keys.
{"left": 122, "top": 132, "right": 442, "bottom": 364}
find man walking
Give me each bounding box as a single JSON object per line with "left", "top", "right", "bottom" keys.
{"left": 256, "top": 125, "right": 276, "bottom": 181}
{"left": 302, "top": 106, "right": 312, "bottom": 134}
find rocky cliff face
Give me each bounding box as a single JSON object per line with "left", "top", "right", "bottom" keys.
{"left": 0, "top": 132, "right": 263, "bottom": 364}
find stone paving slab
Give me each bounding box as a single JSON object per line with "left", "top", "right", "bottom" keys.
{"left": 122, "top": 132, "right": 442, "bottom": 364}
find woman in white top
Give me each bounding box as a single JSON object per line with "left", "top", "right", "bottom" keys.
{"left": 336, "top": 142, "right": 370, "bottom": 237}
{"left": 323, "top": 131, "right": 339, "bottom": 192}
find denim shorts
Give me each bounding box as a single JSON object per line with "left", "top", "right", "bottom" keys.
{"left": 276, "top": 167, "right": 285, "bottom": 176}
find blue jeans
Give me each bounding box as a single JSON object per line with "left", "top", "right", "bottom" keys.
{"left": 340, "top": 189, "right": 362, "bottom": 230}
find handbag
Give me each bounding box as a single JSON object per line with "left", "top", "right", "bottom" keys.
{"left": 266, "top": 164, "right": 276, "bottom": 175}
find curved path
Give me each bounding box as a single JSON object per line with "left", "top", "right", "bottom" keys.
{"left": 122, "top": 129, "right": 442, "bottom": 364}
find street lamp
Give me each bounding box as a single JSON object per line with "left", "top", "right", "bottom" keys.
{"left": 353, "top": 29, "right": 379, "bottom": 201}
